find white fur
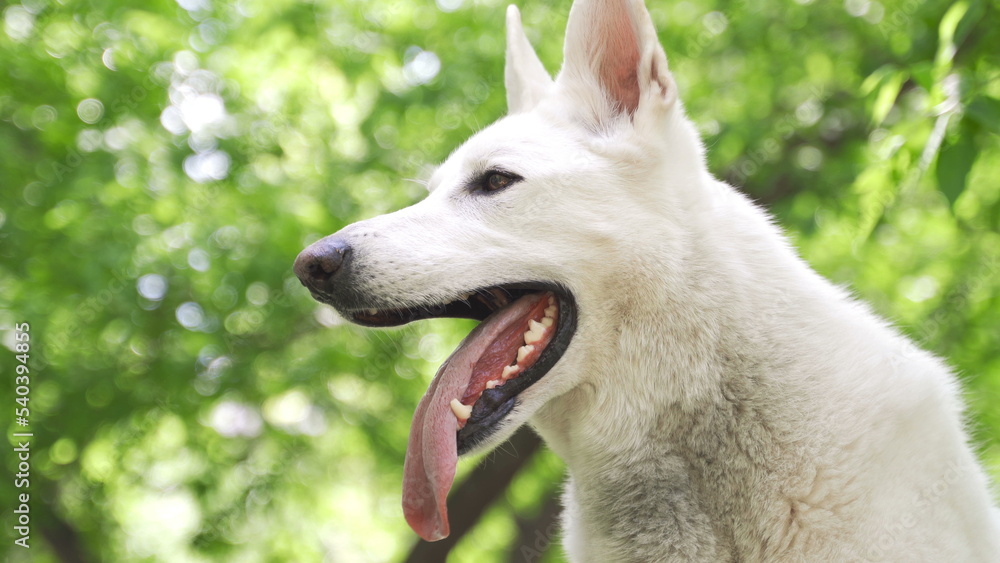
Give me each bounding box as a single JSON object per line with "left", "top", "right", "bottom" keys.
{"left": 330, "top": 1, "right": 1000, "bottom": 560}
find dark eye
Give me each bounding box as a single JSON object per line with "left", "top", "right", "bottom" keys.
{"left": 482, "top": 171, "right": 520, "bottom": 192}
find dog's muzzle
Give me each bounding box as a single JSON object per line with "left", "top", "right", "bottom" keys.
{"left": 293, "top": 236, "right": 352, "bottom": 297}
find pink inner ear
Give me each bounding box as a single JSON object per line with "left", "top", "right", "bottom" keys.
{"left": 596, "top": 2, "right": 641, "bottom": 114}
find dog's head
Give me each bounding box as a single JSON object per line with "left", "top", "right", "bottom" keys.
{"left": 294, "top": 0, "right": 707, "bottom": 541}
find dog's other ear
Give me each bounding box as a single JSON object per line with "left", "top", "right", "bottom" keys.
{"left": 505, "top": 5, "right": 553, "bottom": 114}
{"left": 558, "top": 0, "right": 676, "bottom": 124}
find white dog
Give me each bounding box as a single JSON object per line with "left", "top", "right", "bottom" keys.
{"left": 294, "top": 0, "right": 1000, "bottom": 560}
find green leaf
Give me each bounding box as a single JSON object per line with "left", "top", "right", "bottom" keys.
{"left": 861, "top": 65, "right": 895, "bottom": 96}
{"left": 871, "top": 70, "right": 907, "bottom": 126}
{"left": 936, "top": 1, "right": 970, "bottom": 69}
{"left": 935, "top": 119, "right": 978, "bottom": 206}
{"left": 966, "top": 96, "right": 1000, "bottom": 134}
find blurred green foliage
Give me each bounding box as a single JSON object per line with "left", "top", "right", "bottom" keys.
{"left": 1, "top": 0, "right": 997, "bottom": 561}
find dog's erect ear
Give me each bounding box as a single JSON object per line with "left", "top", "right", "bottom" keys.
{"left": 505, "top": 5, "right": 553, "bottom": 114}
{"left": 558, "top": 0, "right": 676, "bottom": 123}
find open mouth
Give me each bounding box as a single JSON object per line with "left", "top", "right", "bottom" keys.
{"left": 347, "top": 282, "right": 577, "bottom": 453}
{"left": 344, "top": 282, "right": 577, "bottom": 541}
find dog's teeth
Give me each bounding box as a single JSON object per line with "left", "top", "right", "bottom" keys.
{"left": 541, "top": 317, "right": 554, "bottom": 328}
{"left": 368, "top": 308, "right": 377, "bottom": 315}
{"left": 544, "top": 305, "right": 557, "bottom": 318}
{"left": 450, "top": 399, "right": 472, "bottom": 421}
{"left": 517, "top": 345, "right": 534, "bottom": 363}
{"left": 486, "top": 379, "right": 500, "bottom": 389}
{"left": 524, "top": 320, "right": 545, "bottom": 344}
{"left": 548, "top": 295, "right": 556, "bottom": 306}
{"left": 502, "top": 365, "right": 519, "bottom": 380}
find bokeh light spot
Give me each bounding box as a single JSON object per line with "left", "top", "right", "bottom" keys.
{"left": 77, "top": 98, "right": 104, "bottom": 124}
{"left": 138, "top": 274, "right": 168, "bottom": 301}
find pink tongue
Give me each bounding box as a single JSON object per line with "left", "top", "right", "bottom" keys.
{"left": 402, "top": 293, "right": 543, "bottom": 541}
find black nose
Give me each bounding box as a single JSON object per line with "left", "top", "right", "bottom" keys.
{"left": 294, "top": 236, "right": 351, "bottom": 293}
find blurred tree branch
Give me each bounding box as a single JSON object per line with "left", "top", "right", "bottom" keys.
{"left": 40, "top": 499, "right": 89, "bottom": 563}
{"left": 506, "top": 489, "right": 562, "bottom": 563}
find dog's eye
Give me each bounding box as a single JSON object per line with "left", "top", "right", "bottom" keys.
{"left": 467, "top": 169, "right": 522, "bottom": 194}
{"left": 483, "top": 171, "right": 518, "bottom": 192}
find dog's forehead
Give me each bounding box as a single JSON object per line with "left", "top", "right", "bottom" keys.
{"left": 462, "top": 114, "right": 562, "bottom": 153}
{"left": 427, "top": 114, "right": 577, "bottom": 191}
